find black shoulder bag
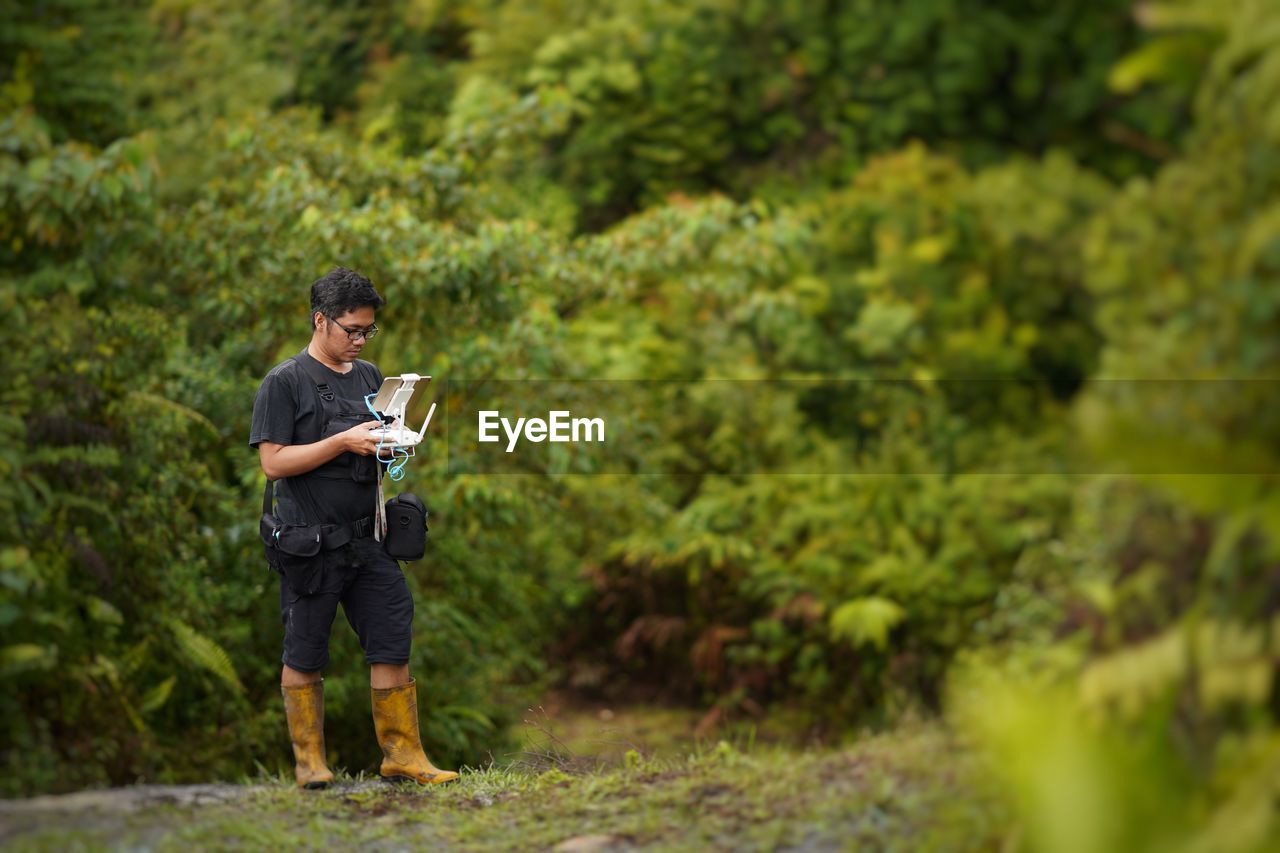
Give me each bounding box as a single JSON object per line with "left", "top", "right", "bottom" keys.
{"left": 383, "top": 493, "right": 428, "bottom": 561}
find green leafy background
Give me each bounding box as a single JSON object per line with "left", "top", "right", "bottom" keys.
{"left": 2, "top": 0, "right": 1277, "bottom": 848}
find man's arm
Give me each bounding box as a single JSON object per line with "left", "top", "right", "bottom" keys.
{"left": 258, "top": 420, "right": 385, "bottom": 480}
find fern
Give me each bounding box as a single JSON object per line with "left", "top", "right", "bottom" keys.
{"left": 126, "top": 392, "right": 220, "bottom": 440}
{"left": 166, "top": 619, "right": 244, "bottom": 694}
{"left": 87, "top": 654, "right": 146, "bottom": 735}
{"left": 117, "top": 639, "right": 151, "bottom": 679}
{"left": 139, "top": 676, "right": 177, "bottom": 715}
{"left": 434, "top": 705, "right": 496, "bottom": 731}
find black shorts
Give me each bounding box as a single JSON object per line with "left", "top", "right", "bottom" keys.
{"left": 279, "top": 537, "right": 413, "bottom": 673}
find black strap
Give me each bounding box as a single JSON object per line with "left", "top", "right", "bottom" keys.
{"left": 291, "top": 350, "right": 378, "bottom": 405}
{"left": 321, "top": 515, "right": 375, "bottom": 548}
{"left": 292, "top": 350, "right": 337, "bottom": 402}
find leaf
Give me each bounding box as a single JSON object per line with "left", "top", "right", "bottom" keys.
{"left": 299, "top": 204, "right": 322, "bottom": 230}
{"left": 1079, "top": 625, "right": 1186, "bottom": 717}
{"left": 1109, "top": 34, "right": 1215, "bottom": 94}
{"left": 167, "top": 619, "right": 244, "bottom": 694}
{"left": 829, "top": 597, "right": 906, "bottom": 651}
{"left": 86, "top": 596, "right": 123, "bottom": 626}
{"left": 126, "top": 392, "right": 220, "bottom": 440}
{"left": 26, "top": 157, "right": 51, "bottom": 182}
{"left": 0, "top": 644, "right": 58, "bottom": 677}
{"left": 434, "top": 705, "right": 496, "bottom": 730}
{"left": 101, "top": 174, "right": 123, "bottom": 202}
{"left": 139, "top": 676, "right": 177, "bottom": 715}
{"left": 847, "top": 300, "right": 917, "bottom": 358}
{"left": 118, "top": 639, "right": 152, "bottom": 678}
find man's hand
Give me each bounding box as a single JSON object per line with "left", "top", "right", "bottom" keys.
{"left": 340, "top": 420, "right": 386, "bottom": 456}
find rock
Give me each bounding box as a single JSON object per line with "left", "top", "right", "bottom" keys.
{"left": 553, "top": 833, "right": 628, "bottom": 852}
{"left": 0, "top": 784, "right": 246, "bottom": 816}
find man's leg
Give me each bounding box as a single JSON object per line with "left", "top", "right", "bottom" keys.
{"left": 279, "top": 573, "right": 343, "bottom": 789}
{"left": 370, "top": 663, "right": 408, "bottom": 689}
{"left": 344, "top": 538, "right": 458, "bottom": 784}
{"left": 283, "top": 664, "right": 323, "bottom": 686}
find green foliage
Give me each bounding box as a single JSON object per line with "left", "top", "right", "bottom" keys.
{"left": 0, "top": 109, "right": 152, "bottom": 267}
{"left": 945, "top": 6, "right": 1280, "bottom": 849}
{"left": 0, "top": 0, "right": 152, "bottom": 145}
{"left": 0, "top": 4, "right": 1276, "bottom": 851}
{"left": 830, "top": 597, "right": 906, "bottom": 652}
{"left": 166, "top": 619, "right": 245, "bottom": 694}
{"left": 550, "top": 145, "right": 1098, "bottom": 720}
{"left": 463, "top": 0, "right": 1188, "bottom": 228}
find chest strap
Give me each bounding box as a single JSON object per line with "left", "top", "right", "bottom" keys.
{"left": 292, "top": 351, "right": 350, "bottom": 409}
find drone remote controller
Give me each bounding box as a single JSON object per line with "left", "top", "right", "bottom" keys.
{"left": 368, "top": 373, "right": 435, "bottom": 451}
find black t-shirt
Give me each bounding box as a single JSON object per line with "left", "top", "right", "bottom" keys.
{"left": 250, "top": 351, "right": 384, "bottom": 525}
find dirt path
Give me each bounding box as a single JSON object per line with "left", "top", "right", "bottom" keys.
{"left": 0, "top": 784, "right": 247, "bottom": 817}
{"left": 0, "top": 784, "right": 250, "bottom": 846}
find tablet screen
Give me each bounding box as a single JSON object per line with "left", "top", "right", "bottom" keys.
{"left": 372, "top": 377, "right": 403, "bottom": 414}
{"left": 371, "top": 375, "right": 432, "bottom": 422}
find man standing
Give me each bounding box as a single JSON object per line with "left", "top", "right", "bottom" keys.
{"left": 250, "top": 267, "right": 457, "bottom": 789}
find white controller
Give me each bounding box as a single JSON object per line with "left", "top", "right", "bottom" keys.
{"left": 369, "top": 374, "right": 436, "bottom": 450}
{"left": 371, "top": 420, "right": 431, "bottom": 450}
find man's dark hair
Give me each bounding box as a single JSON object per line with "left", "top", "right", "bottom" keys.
{"left": 310, "top": 267, "right": 386, "bottom": 327}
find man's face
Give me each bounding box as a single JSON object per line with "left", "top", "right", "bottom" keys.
{"left": 315, "top": 306, "right": 377, "bottom": 363}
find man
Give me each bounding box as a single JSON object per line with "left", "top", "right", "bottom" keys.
{"left": 249, "top": 267, "right": 457, "bottom": 789}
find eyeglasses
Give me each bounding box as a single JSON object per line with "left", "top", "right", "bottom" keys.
{"left": 329, "top": 317, "right": 379, "bottom": 342}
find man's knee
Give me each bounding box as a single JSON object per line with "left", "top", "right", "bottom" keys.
{"left": 281, "top": 663, "right": 323, "bottom": 687}
{"left": 282, "top": 644, "right": 330, "bottom": 677}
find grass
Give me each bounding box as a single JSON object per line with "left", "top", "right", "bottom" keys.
{"left": 0, "top": 712, "right": 1006, "bottom": 851}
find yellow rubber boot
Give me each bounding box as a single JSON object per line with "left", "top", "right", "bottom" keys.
{"left": 371, "top": 679, "right": 459, "bottom": 785}
{"left": 282, "top": 681, "right": 335, "bottom": 789}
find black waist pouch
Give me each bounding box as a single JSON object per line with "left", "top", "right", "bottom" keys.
{"left": 260, "top": 481, "right": 325, "bottom": 595}
{"left": 384, "top": 493, "right": 428, "bottom": 561}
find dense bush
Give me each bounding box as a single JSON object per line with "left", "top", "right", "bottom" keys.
{"left": 0, "top": 3, "right": 1276, "bottom": 848}
{"left": 461, "top": 0, "right": 1195, "bottom": 228}
{"left": 550, "top": 145, "right": 1105, "bottom": 720}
